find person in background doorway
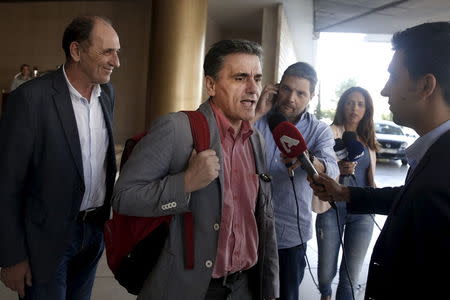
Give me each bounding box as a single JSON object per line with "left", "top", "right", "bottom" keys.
{"left": 10, "top": 64, "right": 31, "bottom": 91}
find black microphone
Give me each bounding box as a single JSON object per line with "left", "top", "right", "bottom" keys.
{"left": 341, "top": 131, "right": 365, "bottom": 162}
{"left": 337, "top": 132, "right": 365, "bottom": 188}
{"left": 333, "top": 138, "right": 348, "bottom": 160}
{"left": 342, "top": 131, "right": 357, "bottom": 145}
{"left": 345, "top": 139, "right": 365, "bottom": 162}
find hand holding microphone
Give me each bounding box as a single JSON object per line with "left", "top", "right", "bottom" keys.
{"left": 334, "top": 132, "right": 365, "bottom": 176}
{"left": 309, "top": 173, "right": 350, "bottom": 203}
{"left": 342, "top": 131, "right": 365, "bottom": 162}
{"left": 338, "top": 160, "right": 357, "bottom": 176}
{"left": 268, "top": 112, "right": 318, "bottom": 178}
{"left": 333, "top": 137, "right": 356, "bottom": 175}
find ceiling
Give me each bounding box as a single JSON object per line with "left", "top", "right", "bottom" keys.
{"left": 1, "top": 0, "right": 448, "bottom": 55}
{"left": 209, "top": 0, "right": 450, "bottom": 34}
{"left": 314, "top": 0, "right": 450, "bottom": 33}
{"left": 2, "top": 0, "right": 447, "bottom": 35}
{"left": 209, "top": 0, "right": 449, "bottom": 61}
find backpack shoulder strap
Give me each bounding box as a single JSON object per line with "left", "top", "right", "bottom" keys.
{"left": 182, "top": 110, "right": 210, "bottom": 152}
{"left": 180, "top": 110, "right": 210, "bottom": 269}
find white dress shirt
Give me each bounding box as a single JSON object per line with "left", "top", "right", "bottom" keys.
{"left": 63, "top": 66, "right": 109, "bottom": 211}
{"left": 405, "top": 120, "right": 450, "bottom": 178}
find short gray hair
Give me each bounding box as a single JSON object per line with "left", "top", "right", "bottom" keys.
{"left": 203, "top": 39, "right": 263, "bottom": 79}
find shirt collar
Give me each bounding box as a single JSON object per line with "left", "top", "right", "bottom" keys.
{"left": 295, "top": 108, "right": 311, "bottom": 124}
{"left": 405, "top": 120, "right": 450, "bottom": 169}
{"left": 62, "top": 64, "right": 101, "bottom": 101}
{"left": 209, "top": 100, "right": 253, "bottom": 141}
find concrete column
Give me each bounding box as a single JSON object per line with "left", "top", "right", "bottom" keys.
{"left": 146, "top": 0, "right": 207, "bottom": 125}
{"left": 261, "top": 4, "right": 280, "bottom": 85}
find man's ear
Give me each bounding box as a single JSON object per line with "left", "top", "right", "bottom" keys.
{"left": 418, "top": 73, "right": 437, "bottom": 99}
{"left": 70, "top": 42, "right": 82, "bottom": 63}
{"left": 205, "top": 76, "right": 216, "bottom": 97}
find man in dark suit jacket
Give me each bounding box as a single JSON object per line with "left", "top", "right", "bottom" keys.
{"left": 0, "top": 16, "right": 120, "bottom": 299}
{"left": 310, "top": 22, "right": 450, "bottom": 300}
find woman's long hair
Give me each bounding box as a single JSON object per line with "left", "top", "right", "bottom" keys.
{"left": 332, "top": 86, "right": 379, "bottom": 151}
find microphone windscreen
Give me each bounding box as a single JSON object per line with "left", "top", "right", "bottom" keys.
{"left": 342, "top": 131, "right": 357, "bottom": 145}
{"left": 346, "top": 139, "right": 365, "bottom": 161}
{"left": 333, "top": 138, "right": 346, "bottom": 152}
{"left": 333, "top": 138, "right": 348, "bottom": 160}
{"left": 272, "top": 121, "right": 307, "bottom": 158}
{"left": 268, "top": 111, "right": 288, "bottom": 132}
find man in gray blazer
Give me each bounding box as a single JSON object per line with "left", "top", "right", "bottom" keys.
{"left": 113, "top": 40, "right": 279, "bottom": 300}
{"left": 0, "top": 16, "right": 120, "bottom": 299}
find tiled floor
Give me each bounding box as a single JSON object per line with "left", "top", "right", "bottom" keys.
{"left": 0, "top": 160, "right": 406, "bottom": 300}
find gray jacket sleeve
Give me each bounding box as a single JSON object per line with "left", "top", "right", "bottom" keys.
{"left": 112, "top": 112, "right": 193, "bottom": 217}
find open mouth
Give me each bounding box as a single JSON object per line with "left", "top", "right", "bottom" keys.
{"left": 241, "top": 99, "right": 256, "bottom": 108}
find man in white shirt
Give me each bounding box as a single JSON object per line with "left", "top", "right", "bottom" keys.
{"left": 0, "top": 16, "right": 120, "bottom": 299}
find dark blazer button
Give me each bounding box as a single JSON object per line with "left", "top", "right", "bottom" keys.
{"left": 259, "top": 173, "right": 272, "bottom": 182}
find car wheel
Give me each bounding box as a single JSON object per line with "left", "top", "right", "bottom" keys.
{"left": 401, "top": 159, "right": 408, "bottom": 165}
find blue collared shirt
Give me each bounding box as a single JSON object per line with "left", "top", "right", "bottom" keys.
{"left": 405, "top": 120, "right": 450, "bottom": 177}
{"left": 255, "top": 111, "right": 339, "bottom": 248}
{"left": 63, "top": 66, "right": 109, "bottom": 211}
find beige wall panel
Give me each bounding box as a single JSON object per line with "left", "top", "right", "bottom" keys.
{"left": 202, "top": 17, "right": 223, "bottom": 101}
{"left": 261, "top": 4, "right": 279, "bottom": 85}
{"left": 146, "top": 0, "right": 207, "bottom": 125}
{"left": 0, "top": 0, "right": 152, "bottom": 143}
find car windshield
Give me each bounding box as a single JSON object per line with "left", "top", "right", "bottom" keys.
{"left": 375, "top": 124, "right": 403, "bottom": 135}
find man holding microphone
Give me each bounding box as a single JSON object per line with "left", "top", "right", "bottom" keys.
{"left": 310, "top": 22, "right": 450, "bottom": 300}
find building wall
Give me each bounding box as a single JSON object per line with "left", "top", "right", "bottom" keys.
{"left": 277, "top": 5, "right": 298, "bottom": 81}
{"left": 0, "top": 0, "right": 152, "bottom": 143}
{"left": 261, "top": 4, "right": 279, "bottom": 86}
{"left": 201, "top": 17, "right": 262, "bottom": 101}
{"left": 201, "top": 17, "right": 222, "bottom": 101}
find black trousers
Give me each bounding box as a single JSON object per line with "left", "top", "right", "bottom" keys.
{"left": 204, "top": 271, "right": 254, "bottom": 300}
{"left": 278, "top": 243, "right": 307, "bottom": 300}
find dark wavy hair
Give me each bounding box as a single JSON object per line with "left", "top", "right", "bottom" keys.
{"left": 332, "top": 86, "right": 379, "bottom": 151}
{"left": 281, "top": 62, "right": 317, "bottom": 94}
{"left": 392, "top": 22, "right": 450, "bottom": 105}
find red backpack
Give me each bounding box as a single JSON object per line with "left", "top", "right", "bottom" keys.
{"left": 104, "top": 111, "right": 210, "bottom": 295}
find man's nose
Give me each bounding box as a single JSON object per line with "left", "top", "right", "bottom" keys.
{"left": 110, "top": 52, "right": 120, "bottom": 68}
{"left": 288, "top": 91, "right": 296, "bottom": 102}
{"left": 381, "top": 82, "right": 389, "bottom": 97}
{"left": 246, "top": 78, "right": 259, "bottom": 95}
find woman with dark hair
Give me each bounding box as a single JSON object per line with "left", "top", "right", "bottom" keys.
{"left": 315, "top": 86, "right": 378, "bottom": 300}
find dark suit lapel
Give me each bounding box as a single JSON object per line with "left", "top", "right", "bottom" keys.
{"left": 52, "top": 68, "right": 84, "bottom": 180}
{"left": 98, "top": 88, "right": 116, "bottom": 172}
